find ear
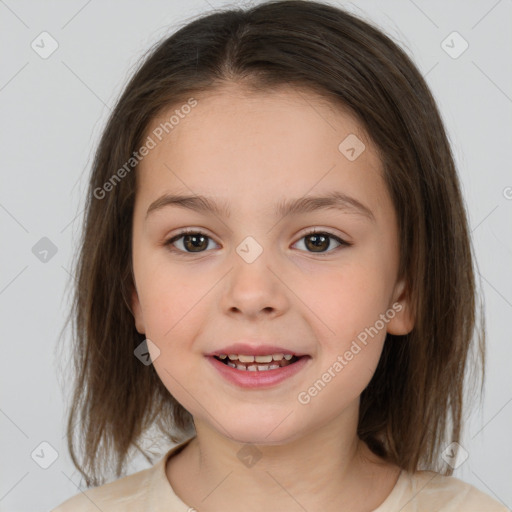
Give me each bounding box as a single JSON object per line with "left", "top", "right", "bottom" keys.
{"left": 386, "top": 277, "right": 415, "bottom": 335}
{"left": 131, "top": 285, "right": 146, "bottom": 334}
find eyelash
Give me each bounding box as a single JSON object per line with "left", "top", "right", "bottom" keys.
{"left": 164, "top": 228, "right": 351, "bottom": 256}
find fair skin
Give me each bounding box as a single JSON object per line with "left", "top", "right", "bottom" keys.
{"left": 131, "top": 83, "right": 415, "bottom": 512}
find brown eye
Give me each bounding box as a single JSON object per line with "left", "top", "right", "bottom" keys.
{"left": 166, "top": 231, "right": 217, "bottom": 253}
{"left": 165, "top": 229, "right": 349, "bottom": 256}
{"left": 294, "top": 230, "right": 349, "bottom": 254}
{"left": 182, "top": 233, "right": 208, "bottom": 252}
{"left": 305, "top": 233, "right": 331, "bottom": 252}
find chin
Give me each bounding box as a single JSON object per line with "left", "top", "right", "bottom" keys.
{"left": 220, "top": 421, "right": 301, "bottom": 446}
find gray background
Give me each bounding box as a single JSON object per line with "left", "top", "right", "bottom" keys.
{"left": 1, "top": 0, "right": 511, "bottom": 510}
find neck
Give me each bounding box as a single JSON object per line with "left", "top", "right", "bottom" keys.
{"left": 167, "top": 401, "right": 399, "bottom": 512}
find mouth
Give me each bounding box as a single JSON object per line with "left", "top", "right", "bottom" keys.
{"left": 213, "top": 353, "right": 303, "bottom": 372}
{"left": 207, "top": 352, "right": 311, "bottom": 389}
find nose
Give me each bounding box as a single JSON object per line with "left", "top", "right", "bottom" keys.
{"left": 219, "top": 250, "right": 289, "bottom": 320}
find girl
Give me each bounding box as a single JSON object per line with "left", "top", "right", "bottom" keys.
{"left": 53, "top": 1, "right": 507, "bottom": 510}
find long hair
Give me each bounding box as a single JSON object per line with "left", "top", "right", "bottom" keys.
{"left": 59, "top": 0, "right": 485, "bottom": 487}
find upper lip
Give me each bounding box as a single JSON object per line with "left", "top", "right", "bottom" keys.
{"left": 206, "top": 343, "right": 308, "bottom": 357}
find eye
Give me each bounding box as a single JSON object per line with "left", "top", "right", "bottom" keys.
{"left": 293, "top": 229, "right": 350, "bottom": 254}
{"left": 165, "top": 228, "right": 350, "bottom": 255}
{"left": 165, "top": 229, "right": 219, "bottom": 254}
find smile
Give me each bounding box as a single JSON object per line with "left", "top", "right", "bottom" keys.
{"left": 208, "top": 354, "right": 310, "bottom": 388}
{"left": 214, "top": 353, "right": 298, "bottom": 372}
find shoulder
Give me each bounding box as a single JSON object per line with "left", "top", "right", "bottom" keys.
{"left": 50, "top": 438, "right": 195, "bottom": 511}
{"left": 398, "top": 470, "right": 508, "bottom": 512}
{"left": 50, "top": 462, "right": 156, "bottom": 511}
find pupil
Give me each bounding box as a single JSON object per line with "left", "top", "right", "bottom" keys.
{"left": 182, "top": 234, "right": 331, "bottom": 253}
{"left": 184, "top": 234, "right": 207, "bottom": 252}
{"left": 306, "top": 234, "right": 328, "bottom": 252}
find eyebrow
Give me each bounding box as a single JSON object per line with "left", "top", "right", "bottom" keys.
{"left": 145, "top": 191, "right": 375, "bottom": 222}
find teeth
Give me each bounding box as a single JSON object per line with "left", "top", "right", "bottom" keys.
{"left": 222, "top": 358, "right": 299, "bottom": 372}
{"left": 219, "top": 353, "right": 292, "bottom": 361}
{"left": 217, "top": 353, "right": 301, "bottom": 372}
{"left": 255, "top": 355, "right": 273, "bottom": 363}
{"left": 247, "top": 363, "right": 285, "bottom": 372}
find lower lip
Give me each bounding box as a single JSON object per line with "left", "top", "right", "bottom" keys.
{"left": 207, "top": 356, "right": 310, "bottom": 389}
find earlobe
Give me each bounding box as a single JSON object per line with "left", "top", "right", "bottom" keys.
{"left": 386, "top": 278, "right": 415, "bottom": 335}
{"left": 131, "top": 286, "right": 146, "bottom": 334}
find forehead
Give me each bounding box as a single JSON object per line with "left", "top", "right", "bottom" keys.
{"left": 145, "top": 83, "right": 369, "bottom": 154}
{"left": 136, "top": 84, "right": 390, "bottom": 221}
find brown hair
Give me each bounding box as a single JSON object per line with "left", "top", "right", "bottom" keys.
{"left": 60, "top": 0, "right": 485, "bottom": 487}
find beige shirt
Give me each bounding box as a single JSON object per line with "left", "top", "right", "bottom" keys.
{"left": 52, "top": 437, "right": 508, "bottom": 511}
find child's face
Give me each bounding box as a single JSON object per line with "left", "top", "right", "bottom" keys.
{"left": 131, "top": 84, "right": 413, "bottom": 444}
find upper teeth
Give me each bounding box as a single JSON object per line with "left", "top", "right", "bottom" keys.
{"left": 219, "top": 354, "right": 293, "bottom": 362}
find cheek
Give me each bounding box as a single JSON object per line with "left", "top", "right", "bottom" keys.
{"left": 136, "top": 250, "right": 211, "bottom": 338}
{"left": 139, "top": 266, "right": 209, "bottom": 406}
{"left": 302, "top": 258, "right": 392, "bottom": 337}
